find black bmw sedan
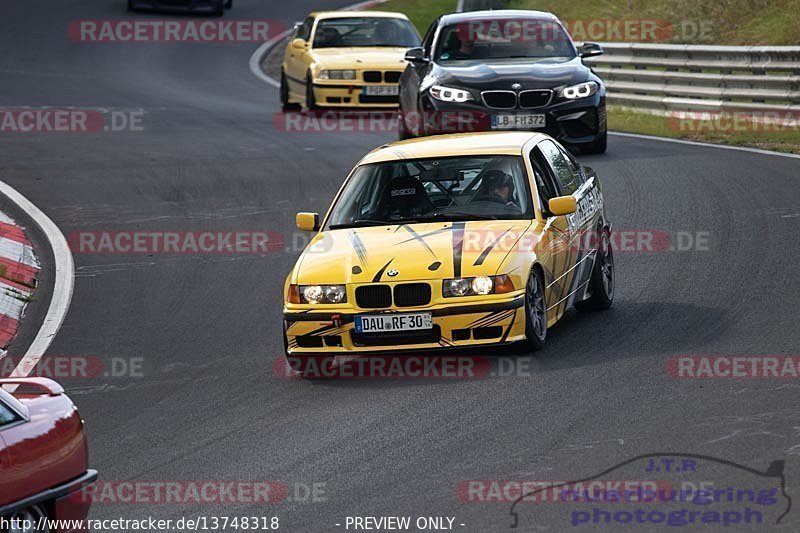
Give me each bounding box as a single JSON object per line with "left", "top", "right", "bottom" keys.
{"left": 398, "top": 10, "right": 607, "bottom": 153}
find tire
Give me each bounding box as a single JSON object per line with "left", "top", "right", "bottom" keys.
{"left": 224, "top": 0, "right": 232, "bottom": 8}
{"left": 575, "top": 228, "right": 614, "bottom": 311}
{"left": 5, "top": 505, "right": 51, "bottom": 533}
{"left": 280, "top": 72, "right": 300, "bottom": 112}
{"left": 589, "top": 131, "right": 607, "bottom": 154}
{"left": 305, "top": 73, "right": 318, "bottom": 111}
{"left": 397, "top": 110, "right": 412, "bottom": 140}
{"left": 127, "top": 0, "right": 137, "bottom": 12}
{"left": 213, "top": 0, "right": 224, "bottom": 17}
{"left": 523, "top": 268, "right": 547, "bottom": 351}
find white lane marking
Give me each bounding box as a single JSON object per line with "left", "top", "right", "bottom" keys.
{"left": 0, "top": 181, "right": 74, "bottom": 384}
{"left": 610, "top": 131, "right": 800, "bottom": 160}
{"left": 248, "top": 0, "right": 390, "bottom": 89}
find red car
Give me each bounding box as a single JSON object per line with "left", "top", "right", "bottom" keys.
{"left": 0, "top": 378, "right": 97, "bottom": 532}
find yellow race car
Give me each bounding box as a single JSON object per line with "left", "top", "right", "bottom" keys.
{"left": 283, "top": 132, "right": 613, "bottom": 371}
{"left": 280, "top": 11, "right": 420, "bottom": 110}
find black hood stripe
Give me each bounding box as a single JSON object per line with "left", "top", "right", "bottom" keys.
{"left": 349, "top": 230, "right": 368, "bottom": 266}
{"left": 372, "top": 258, "right": 394, "bottom": 283}
{"left": 452, "top": 222, "right": 466, "bottom": 278}
{"left": 399, "top": 224, "right": 437, "bottom": 257}
{"left": 473, "top": 227, "right": 512, "bottom": 266}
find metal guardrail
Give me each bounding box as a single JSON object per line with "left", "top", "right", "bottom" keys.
{"left": 583, "top": 43, "right": 800, "bottom": 115}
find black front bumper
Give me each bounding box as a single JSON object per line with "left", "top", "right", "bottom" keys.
{"left": 129, "top": 0, "right": 220, "bottom": 12}
{"left": 411, "top": 93, "right": 606, "bottom": 147}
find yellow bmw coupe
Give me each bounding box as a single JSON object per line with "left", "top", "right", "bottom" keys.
{"left": 283, "top": 132, "right": 614, "bottom": 370}
{"left": 280, "top": 11, "right": 420, "bottom": 110}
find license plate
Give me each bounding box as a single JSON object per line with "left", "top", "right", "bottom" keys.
{"left": 363, "top": 85, "right": 399, "bottom": 96}
{"left": 354, "top": 313, "right": 432, "bottom": 333}
{"left": 492, "top": 113, "right": 546, "bottom": 129}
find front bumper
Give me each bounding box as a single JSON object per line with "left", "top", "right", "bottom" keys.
{"left": 409, "top": 92, "right": 606, "bottom": 146}
{"left": 312, "top": 83, "right": 399, "bottom": 108}
{"left": 284, "top": 295, "right": 526, "bottom": 355}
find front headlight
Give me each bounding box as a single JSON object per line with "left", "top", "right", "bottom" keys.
{"left": 443, "top": 275, "right": 514, "bottom": 297}
{"left": 429, "top": 85, "right": 474, "bottom": 103}
{"left": 559, "top": 81, "right": 599, "bottom": 100}
{"left": 292, "top": 284, "right": 347, "bottom": 304}
{"left": 317, "top": 69, "right": 356, "bottom": 80}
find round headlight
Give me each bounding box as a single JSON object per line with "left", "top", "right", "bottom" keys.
{"left": 302, "top": 285, "right": 323, "bottom": 304}
{"left": 450, "top": 278, "right": 470, "bottom": 297}
{"left": 471, "top": 276, "right": 493, "bottom": 295}
{"left": 324, "top": 285, "right": 345, "bottom": 303}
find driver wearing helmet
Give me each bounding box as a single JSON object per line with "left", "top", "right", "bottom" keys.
{"left": 481, "top": 169, "right": 516, "bottom": 205}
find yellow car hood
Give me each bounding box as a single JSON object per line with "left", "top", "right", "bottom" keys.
{"left": 294, "top": 220, "right": 533, "bottom": 284}
{"left": 310, "top": 47, "right": 408, "bottom": 70}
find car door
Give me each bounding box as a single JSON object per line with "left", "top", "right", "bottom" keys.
{"left": 285, "top": 17, "right": 314, "bottom": 96}
{"left": 532, "top": 140, "right": 591, "bottom": 320}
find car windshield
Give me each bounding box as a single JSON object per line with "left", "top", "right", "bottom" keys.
{"left": 435, "top": 19, "right": 576, "bottom": 62}
{"left": 313, "top": 17, "right": 420, "bottom": 48}
{"left": 326, "top": 155, "right": 533, "bottom": 229}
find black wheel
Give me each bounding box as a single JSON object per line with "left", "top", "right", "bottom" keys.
{"left": 398, "top": 110, "right": 412, "bottom": 140}
{"left": 575, "top": 228, "right": 614, "bottom": 311}
{"left": 280, "top": 71, "right": 300, "bottom": 112}
{"left": 213, "top": 0, "right": 224, "bottom": 17}
{"left": 305, "top": 73, "right": 318, "bottom": 111}
{"left": 523, "top": 268, "right": 547, "bottom": 351}
{"left": 589, "top": 131, "right": 607, "bottom": 154}
{"left": 224, "top": 0, "right": 232, "bottom": 8}
{"left": 5, "top": 505, "right": 51, "bottom": 532}
{"left": 127, "top": 0, "right": 137, "bottom": 12}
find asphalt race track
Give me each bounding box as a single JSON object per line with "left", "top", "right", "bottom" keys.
{"left": 2, "top": 1, "right": 800, "bottom": 531}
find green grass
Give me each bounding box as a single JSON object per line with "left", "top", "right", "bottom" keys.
{"left": 376, "top": 0, "right": 458, "bottom": 36}
{"left": 379, "top": 0, "right": 800, "bottom": 44}
{"left": 610, "top": 106, "right": 800, "bottom": 154}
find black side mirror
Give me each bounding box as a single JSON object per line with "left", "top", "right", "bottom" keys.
{"left": 404, "top": 47, "right": 429, "bottom": 64}
{"left": 579, "top": 42, "right": 604, "bottom": 58}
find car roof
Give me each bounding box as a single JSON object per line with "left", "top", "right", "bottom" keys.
{"left": 310, "top": 11, "right": 411, "bottom": 21}
{"left": 439, "top": 9, "right": 559, "bottom": 26}
{"left": 359, "top": 132, "right": 548, "bottom": 165}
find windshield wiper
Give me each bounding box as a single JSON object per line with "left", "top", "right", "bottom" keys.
{"left": 431, "top": 212, "right": 499, "bottom": 221}
{"left": 329, "top": 219, "right": 389, "bottom": 229}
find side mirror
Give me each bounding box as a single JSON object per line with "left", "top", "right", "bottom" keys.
{"left": 548, "top": 196, "right": 577, "bottom": 216}
{"left": 296, "top": 212, "right": 319, "bottom": 232}
{"left": 404, "top": 47, "right": 429, "bottom": 64}
{"left": 291, "top": 38, "right": 308, "bottom": 51}
{"left": 579, "top": 42, "right": 603, "bottom": 58}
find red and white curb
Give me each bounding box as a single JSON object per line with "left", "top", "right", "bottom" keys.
{"left": 0, "top": 211, "right": 39, "bottom": 356}
{"left": 0, "top": 181, "right": 74, "bottom": 388}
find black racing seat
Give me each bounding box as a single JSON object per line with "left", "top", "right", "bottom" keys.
{"left": 376, "top": 176, "right": 434, "bottom": 220}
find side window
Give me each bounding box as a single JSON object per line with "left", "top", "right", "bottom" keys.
{"left": 297, "top": 17, "right": 314, "bottom": 41}
{"left": 0, "top": 400, "right": 20, "bottom": 427}
{"left": 538, "top": 140, "right": 580, "bottom": 195}
{"left": 558, "top": 145, "right": 585, "bottom": 187}
{"left": 529, "top": 150, "right": 559, "bottom": 215}
{"left": 422, "top": 19, "right": 438, "bottom": 55}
